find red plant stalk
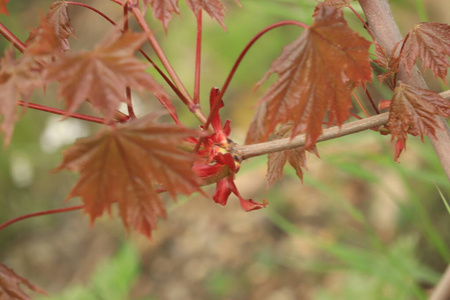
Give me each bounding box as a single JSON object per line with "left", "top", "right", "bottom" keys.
{"left": 0, "top": 205, "right": 84, "bottom": 231}
{"left": 194, "top": 10, "right": 203, "bottom": 105}
{"left": 17, "top": 101, "right": 107, "bottom": 124}
{"left": 352, "top": 91, "right": 370, "bottom": 117}
{"left": 194, "top": 21, "right": 308, "bottom": 152}
{"left": 0, "top": 22, "right": 26, "bottom": 53}
{"left": 130, "top": 6, "right": 209, "bottom": 125}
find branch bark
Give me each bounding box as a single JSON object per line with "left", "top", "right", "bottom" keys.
{"left": 235, "top": 91, "right": 449, "bottom": 161}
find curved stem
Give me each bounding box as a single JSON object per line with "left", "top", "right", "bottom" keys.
{"left": 18, "top": 101, "right": 106, "bottom": 124}
{"left": 220, "top": 20, "right": 308, "bottom": 100}
{"left": 130, "top": 7, "right": 191, "bottom": 103}
{"left": 194, "top": 21, "right": 308, "bottom": 153}
{"left": 0, "top": 205, "right": 84, "bottom": 231}
{"left": 0, "top": 22, "right": 26, "bottom": 53}
{"left": 66, "top": 2, "right": 117, "bottom": 26}
{"left": 131, "top": 6, "right": 209, "bottom": 125}
{"left": 346, "top": 4, "right": 375, "bottom": 41}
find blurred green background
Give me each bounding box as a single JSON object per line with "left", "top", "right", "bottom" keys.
{"left": 0, "top": 0, "right": 449, "bottom": 299}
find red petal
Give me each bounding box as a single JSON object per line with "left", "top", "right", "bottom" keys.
{"left": 215, "top": 152, "right": 237, "bottom": 172}
{"left": 213, "top": 178, "right": 232, "bottom": 206}
{"left": 228, "top": 178, "right": 268, "bottom": 212}
{"left": 209, "top": 87, "right": 225, "bottom": 133}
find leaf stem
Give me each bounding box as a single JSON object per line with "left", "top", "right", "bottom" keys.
{"left": 194, "top": 10, "right": 202, "bottom": 105}
{"left": 364, "top": 84, "right": 380, "bottom": 114}
{"left": 66, "top": 1, "right": 117, "bottom": 25}
{"left": 123, "top": 3, "right": 136, "bottom": 119}
{"left": 17, "top": 101, "right": 106, "bottom": 124}
{"left": 130, "top": 6, "right": 208, "bottom": 125}
{"left": 0, "top": 22, "right": 26, "bottom": 53}
{"left": 204, "top": 20, "right": 308, "bottom": 133}
{"left": 345, "top": 4, "right": 376, "bottom": 41}
{"left": 220, "top": 20, "right": 308, "bottom": 99}
{"left": 0, "top": 205, "right": 84, "bottom": 231}
{"left": 352, "top": 91, "right": 370, "bottom": 117}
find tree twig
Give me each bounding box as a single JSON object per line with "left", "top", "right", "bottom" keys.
{"left": 235, "top": 90, "right": 449, "bottom": 160}
{"left": 430, "top": 265, "right": 450, "bottom": 300}
{"left": 359, "top": 0, "right": 450, "bottom": 181}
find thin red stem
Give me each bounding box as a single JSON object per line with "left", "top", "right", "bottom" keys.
{"left": 349, "top": 112, "right": 363, "bottom": 120}
{"left": 346, "top": 4, "right": 376, "bottom": 41}
{"left": 363, "top": 85, "right": 380, "bottom": 114}
{"left": 18, "top": 101, "right": 106, "bottom": 124}
{"left": 123, "top": 3, "right": 136, "bottom": 119}
{"left": 66, "top": 2, "right": 117, "bottom": 26}
{"left": 131, "top": 6, "right": 208, "bottom": 125}
{"left": 352, "top": 91, "right": 370, "bottom": 117}
{"left": 0, "top": 22, "right": 26, "bottom": 53}
{"left": 219, "top": 20, "right": 308, "bottom": 99}
{"left": 130, "top": 7, "right": 192, "bottom": 104}
{"left": 0, "top": 205, "right": 84, "bottom": 231}
{"left": 194, "top": 21, "right": 308, "bottom": 153}
{"left": 194, "top": 10, "right": 203, "bottom": 105}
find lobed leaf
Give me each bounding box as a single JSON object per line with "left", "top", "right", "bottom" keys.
{"left": 56, "top": 113, "right": 203, "bottom": 239}
{"left": 388, "top": 82, "right": 450, "bottom": 161}
{"left": 45, "top": 31, "right": 166, "bottom": 122}
{"left": 400, "top": 22, "right": 450, "bottom": 81}
{"left": 254, "top": 3, "right": 372, "bottom": 149}
{"left": 145, "top": 0, "right": 229, "bottom": 30}
{"left": 0, "top": 263, "right": 47, "bottom": 300}
{"left": 145, "top": 0, "right": 180, "bottom": 32}
{"left": 0, "top": 49, "right": 41, "bottom": 145}
{"left": 185, "top": 0, "right": 226, "bottom": 30}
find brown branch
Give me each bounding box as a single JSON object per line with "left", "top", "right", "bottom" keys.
{"left": 359, "top": 0, "right": 450, "bottom": 181}
{"left": 235, "top": 90, "right": 449, "bottom": 161}
{"left": 430, "top": 265, "right": 450, "bottom": 300}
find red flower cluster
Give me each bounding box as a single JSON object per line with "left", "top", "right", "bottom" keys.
{"left": 192, "top": 88, "right": 268, "bottom": 211}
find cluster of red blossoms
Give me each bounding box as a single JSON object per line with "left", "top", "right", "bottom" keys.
{"left": 191, "top": 88, "right": 268, "bottom": 212}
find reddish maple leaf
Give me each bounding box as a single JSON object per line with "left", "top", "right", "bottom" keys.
{"left": 255, "top": 3, "right": 372, "bottom": 149}
{"left": 265, "top": 124, "right": 318, "bottom": 187}
{"left": 56, "top": 113, "right": 203, "bottom": 238}
{"left": 24, "top": 18, "right": 60, "bottom": 57}
{"left": 399, "top": 22, "right": 450, "bottom": 81}
{"left": 144, "top": 0, "right": 229, "bottom": 30}
{"left": 245, "top": 102, "right": 271, "bottom": 145}
{"left": 0, "top": 49, "right": 41, "bottom": 145}
{"left": 45, "top": 31, "right": 165, "bottom": 122}
{"left": 0, "top": 0, "right": 9, "bottom": 15}
{"left": 0, "top": 263, "right": 47, "bottom": 300}
{"left": 387, "top": 81, "right": 450, "bottom": 161}
{"left": 185, "top": 0, "right": 226, "bottom": 29}
{"left": 46, "top": 0, "right": 76, "bottom": 51}
{"left": 372, "top": 42, "right": 400, "bottom": 85}
{"left": 145, "top": 0, "right": 180, "bottom": 32}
